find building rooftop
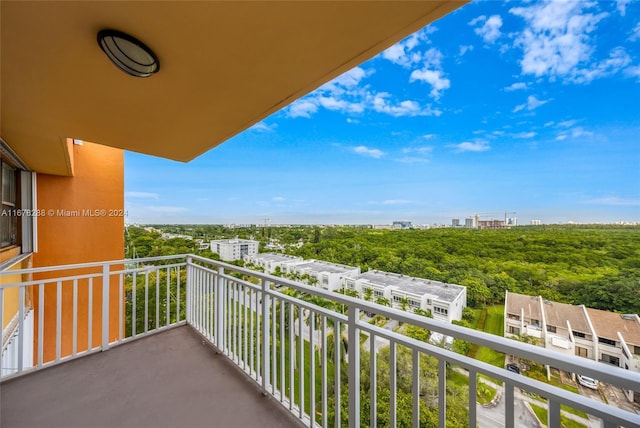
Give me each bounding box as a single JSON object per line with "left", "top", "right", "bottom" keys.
{"left": 542, "top": 300, "right": 591, "bottom": 334}
{"left": 506, "top": 292, "right": 542, "bottom": 321}
{"left": 0, "top": 326, "right": 301, "bottom": 428}
{"left": 293, "top": 260, "right": 359, "bottom": 275}
{"left": 211, "top": 238, "right": 259, "bottom": 244}
{"left": 248, "top": 253, "right": 304, "bottom": 263}
{"left": 586, "top": 308, "right": 640, "bottom": 345}
{"left": 356, "top": 270, "right": 465, "bottom": 302}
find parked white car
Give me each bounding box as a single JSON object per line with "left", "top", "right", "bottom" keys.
{"left": 577, "top": 374, "right": 599, "bottom": 390}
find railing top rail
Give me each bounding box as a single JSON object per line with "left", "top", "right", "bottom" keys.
{"left": 187, "top": 254, "right": 640, "bottom": 392}
{"left": 0, "top": 254, "right": 188, "bottom": 278}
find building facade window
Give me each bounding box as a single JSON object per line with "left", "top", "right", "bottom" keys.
{"left": 433, "top": 306, "right": 448, "bottom": 316}
{"left": 575, "top": 346, "right": 588, "bottom": 357}
{"left": 507, "top": 314, "right": 520, "bottom": 321}
{"left": 509, "top": 326, "right": 520, "bottom": 335}
{"left": 598, "top": 337, "right": 616, "bottom": 347}
{"left": 600, "top": 353, "right": 620, "bottom": 366}
{"left": 0, "top": 155, "right": 34, "bottom": 253}
{"left": 546, "top": 325, "right": 557, "bottom": 333}
{"left": 634, "top": 346, "right": 640, "bottom": 356}
{"left": 572, "top": 331, "right": 586, "bottom": 339}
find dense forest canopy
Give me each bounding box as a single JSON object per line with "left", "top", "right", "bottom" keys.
{"left": 126, "top": 225, "right": 640, "bottom": 314}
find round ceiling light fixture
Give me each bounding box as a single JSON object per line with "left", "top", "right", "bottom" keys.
{"left": 97, "top": 29, "right": 160, "bottom": 77}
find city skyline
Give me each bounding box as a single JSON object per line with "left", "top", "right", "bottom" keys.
{"left": 125, "top": 0, "right": 640, "bottom": 225}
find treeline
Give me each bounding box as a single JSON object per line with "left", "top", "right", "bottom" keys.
{"left": 126, "top": 225, "right": 640, "bottom": 314}
{"left": 288, "top": 226, "right": 639, "bottom": 314}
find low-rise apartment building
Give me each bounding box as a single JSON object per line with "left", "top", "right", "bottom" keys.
{"left": 289, "top": 260, "right": 361, "bottom": 291}
{"left": 210, "top": 239, "right": 259, "bottom": 261}
{"left": 344, "top": 270, "right": 467, "bottom": 323}
{"left": 244, "top": 253, "right": 304, "bottom": 274}
{"left": 505, "top": 291, "right": 640, "bottom": 402}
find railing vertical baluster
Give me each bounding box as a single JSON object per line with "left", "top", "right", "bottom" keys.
{"left": 347, "top": 306, "right": 360, "bottom": 428}
{"left": 321, "top": 316, "right": 328, "bottom": 428}
{"left": 289, "top": 302, "right": 295, "bottom": 411}
{"left": 280, "top": 296, "right": 285, "bottom": 401}
{"left": 132, "top": 272, "right": 137, "bottom": 337}
{"left": 165, "top": 267, "right": 170, "bottom": 327}
{"left": 548, "top": 399, "right": 561, "bottom": 428}
{"left": 72, "top": 279, "right": 78, "bottom": 355}
{"left": 209, "top": 271, "right": 214, "bottom": 343}
{"left": 505, "top": 381, "right": 514, "bottom": 428}
{"left": 144, "top": 272, "right": 149, "bottom": 333}
{"left": 390, "top": 342, "right": 397, "bottom": 428}
{"left": 17, "top": 286, "right": 24, "bottom": 373}
{"left": 309, "top": 312, "right": 315, "bottom": 428}
{"left": 154, "top": 267, "right": 159, "bottom": 331}
{"left": 38, "top": 283, "right": 44, "bottom": 366}
{"left": 335, "top": 320, "right": 341, "bottom": 427}
{"left": 438, "top": 358, "right": 446, "bottom": 428}
{"left": 88, "top": 278, "right": 93, "bottom": 351}
{"left": 261, "top": 279, "right": 269, "bottom": 392}
{"left": 217, "top": 267, "right": 225, "bottom": 350}
{"left": 56, "top": 281, "right": 62, "bottom": 360}
{"left": 176, "top": 266, "right": 181, "bottom": 322}
{"left": 271, "top": 294, "right": 277, "bottom": 394}
{"left": 370, "top": 333, "right": 377, "bottom": 428}
{"left": 298, "top": 303, "right": 304, "bottom": 419}
{"left": 243, "top": 284, "right": 248, "bottom": 371}
{"left": 118, "top": 273, "right": 124, "bottom": 341}
{"left": 468, "top": 369, "right": 477, "bottom": 428}
{"left": 412, "top": 349, "right": 419, "bottom": 428}
{"left": 250, "top": 289, "right": 255, "bottom": 376}
{"left": 102, "top": 264, "right": 110, "bottom": 350}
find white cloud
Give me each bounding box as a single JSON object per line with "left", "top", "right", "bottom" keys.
{"left": 459, "top": 45, "right": 474, "bottom": 56}
{"left": 513, "top": 95, "right": 550, "bottom": 112}
{"left": 371, "top": 93, "right": 441, "bottom": 117}
{"left": 631, "top": 22, "right": 640, "bottom": 41}
{"left": 448, "top": 140, "right": 490, "bottom": 153}
{"left": 350, "top": 146, "right": 385, "bottom": 159}
{"left": 250, "top": 121, "right": 277, "bottom": 132}
{"left": 556, "top": 126, "right": 594, "bottom": 140}
{"left": 397, "top": 146, "right": 433, "bottom": 163}
{"left": 272, "top": 196, "right": 285, "bottom": 202}
{"left": 125, "top": 192, "right": 159, "bottom": 200}
{"left": 513, "top": 132, "right": 537, "bottom": 138}
{"left": 346, "top": 118, "right": 359, "bottom": 124}
{"left": 504, "top": 82, "right": 528, "bottom": 91}
{"left": 410, "top": 69, "right": 451, "bottom": 99}
{"left": 471, "top": 15, "right": 503, "bottom": 43}
{"left": 570, "top": 47, "right": 632, "bottom": 83}
{"left": 617, "top": 0, "right": 631, "bottom": 16}
{"left": 381, "top": 29, "right": 430, "bottom": 68}
{"left": 288, "top": 99, "right": 318, "bottom": 118}
{"left": 557, "top": 119, "right": 579, "bottom": 128}
{"left": 408, "top": 48, "right": 451, "bottom": 99}
{"left": 510, "top": 1, "right": 609, "bottom": 81}
{"left": 625, "top": 65, "right": 640, "bottom": 79}
{"left": 402, "top": 146, "right": 433, "bottom": 155}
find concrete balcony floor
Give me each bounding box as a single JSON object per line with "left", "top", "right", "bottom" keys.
{"left": 1, "top": 326, "right": 303, "bottom": 428}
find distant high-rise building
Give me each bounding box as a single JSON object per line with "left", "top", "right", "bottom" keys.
{"left": 452, "top": 218, "right": 460, "bottom": 227}
{"left": 464, "top": 217, "right": 476, "bottom": 228}
{"left": 531, "top": 220, "right": 542, "bottom": 225}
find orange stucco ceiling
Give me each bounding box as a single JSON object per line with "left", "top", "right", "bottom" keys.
{"left": 1, "top": 1, "right": 466, "bottom": 176}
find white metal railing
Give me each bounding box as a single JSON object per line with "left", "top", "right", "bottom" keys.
{"left": 0, "top": 255, "right": 187, "bottom": 380}
{"left": 2, "top": 254, "right": 640, "bottom": 428}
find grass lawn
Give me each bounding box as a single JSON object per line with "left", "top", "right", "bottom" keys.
{"left": 448, "top": 369, "right": 497, "bottom": 405}
{"left": 529, "top": 403, "right": 587, "bottom": 428}
{"left": 469, "top": 305, "right": 505, "bottom": 369}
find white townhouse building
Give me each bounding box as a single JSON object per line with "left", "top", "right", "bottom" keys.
{"left": 288, "top": 260, "right": 361, "bottom": 291}
{"left": 210, "top": 238, "right": 259, "bottom": 261}
{"left": 505, "top": 291, "right": 640, "bottom": 402}
{"left": 344, "top": 270, "right": 467, "bottom": 323}
{"left": 243, "top": 252, "right": 304, "bottom": 274}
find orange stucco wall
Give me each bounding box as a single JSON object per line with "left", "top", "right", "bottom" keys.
{"left": 32, "top": 141, "right": 124, "bottom": 362}
{"left": 1, "top": 247, "right": 32, "bottom": 330}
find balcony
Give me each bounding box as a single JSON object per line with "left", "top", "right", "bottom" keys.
{"left": 2, "top": 255, "right": 640, "bottom": 428}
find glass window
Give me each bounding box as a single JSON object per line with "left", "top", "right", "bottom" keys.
{"left": 1, "top": 162, "right": 17, "bottom": 247}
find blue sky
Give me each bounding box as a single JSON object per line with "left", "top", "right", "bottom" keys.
{"left": 125, "top": 0, "right": 640, "bottom": 225}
